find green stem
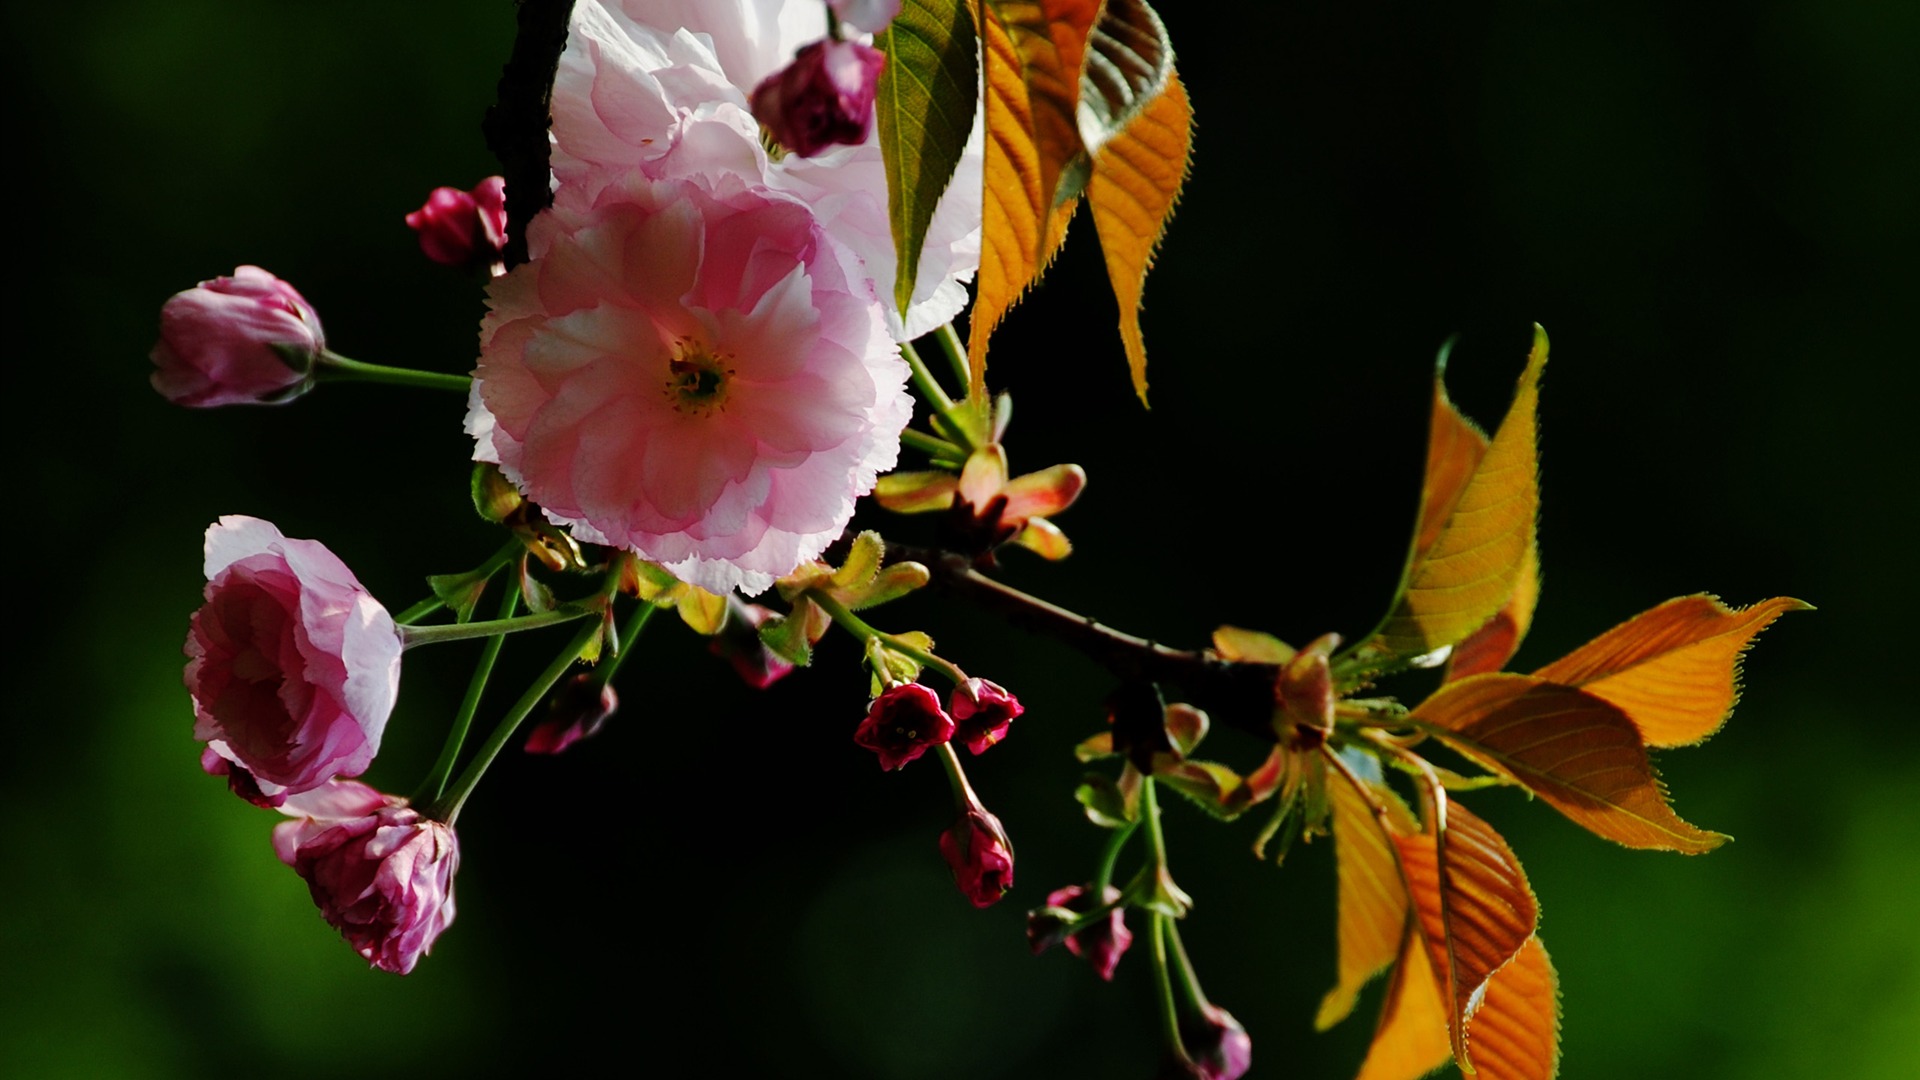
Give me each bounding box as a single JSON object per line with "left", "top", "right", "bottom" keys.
{"left": 933, "top": 323, "right": 972, "bottom": 391}
{"left": 900, "top": 428, "right": 965, "bottom": 459}
{"left": 808, "top": 589, "right": 968, "bottom": 686}
{"left": 412, "top": 585, "right": 520, "bottom": 805}
{"left": 1091, "top": 818, "right": 1141, "bottom": 895}
{"left": 901, "top": 341, "right": 976, "bottom": 452}
{"left": 589, "top": 602, "right": 656, "bottom": 687}
{"left": 394, "top": 596, "right": 445, "bottom": 627}
{"left": 935, "top": 742, "right": 978, "bottom": 814}
{"left": 1150, "top": 913, "right": 1191, "bottom": 1063}
{"left": 399, "top": 601, "right": 603, "bottom": 649}
{"left": 313, "top": 350, "right": 472, "bottom": 393}
{"left": 428, "top": 617, "right": 603, "bottom": 824}
{"left": 1164, "top": 918, "right": 1210, "bottom": 1010}
{"left": 1142, "top": 776, "right": 1172, "bottom": 873}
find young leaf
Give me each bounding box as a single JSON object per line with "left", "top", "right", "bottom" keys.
{"left": 1213, "top": 624, "right": 1296, "bottom": 665}
{"left": 1156, "top": 759, "right": 1247, "bottom": 820}
{"left": 876, "top": 0, "right": 979, "bottom": 314}
{"left": 986, "top": 0, "right": 1101, "bottom": 218}
{"left": 1362, "top": 327, "right": 1547, "bottom": 663}
{"left": 1355, "top": 924, "right": 1453, "bottom": 1080}
{"left": 1318, "top": 761, "right": 1416, "bottom": 1031}
{"left": 1446, "top": 541, "right": 1540, "bottom": 680}
{"left": 426, "top": 572, "right": 488, "bottom": 624}
{"left": 1414, "top": 673, "right": 1729, "bottom": 854}
{"left": 874, "top": 470, "right": 961, "bottom": 513}
{"left": 1088, "top": 70, "right": 1190, "bottom": 405}
{"left": 1392, "top": 796, "right": 1538, "bottom": 1073}
{"left": 1077, "top": 0, "right": 1174, "bottom": 154}
{"left": 967, "top": 5, "right": 1092, "bottom": 394}
{"left": 1530, "top": 594, "right": 1809, "bottom": 747}
{"left": 1462, "top": 934, "right": 1562, "bottom": 1080}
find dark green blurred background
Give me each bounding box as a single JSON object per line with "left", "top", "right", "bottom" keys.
{"left": 4, "top": 1, "right": 1912, "bottom": 1077}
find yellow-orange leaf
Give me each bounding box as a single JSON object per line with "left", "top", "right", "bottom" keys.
{"left": 1416, "top": 674, "right": 1728, "bottom": 854}
{"left": 1355, "top": 925, "right": 1453, "bottom": 1080}
{"left": 1392, "top": 797, "right": 1537, "bottom": 1072}
{"left": 1447, "top": 541, "right": 1540, "bottom": 681}
{"left": 1531, "top": 594, "right": 1809, "bottom": 748}
{"left": 1319, "top": 765, "right": 1416, "bottom": 1031}
{"left": 968, "top": 2, "right": 1099, "bottom": 397}
{"left": 1088, "top": 71, "right": 1190, "bottom": 405}
{"left": 1462, "top": 934, "right": 1561, "bottom": 1080}
{"left": 1368, "top": 327, "right": 1547, "bottom": 661}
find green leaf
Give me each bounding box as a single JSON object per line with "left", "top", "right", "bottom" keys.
{"left": 426, "top": 572, "right": 487, "bottom": 624}
{"left": 759, "top": 612, "right": 814, "bottom": 667}
{"left": 1075, "top": 773, "right": 1131, "bottom": 828}
{"left": 876, "top": 0, "right": 979, "bottom": 314}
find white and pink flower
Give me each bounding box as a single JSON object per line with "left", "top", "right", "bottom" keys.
{"left": 472, "top": 176, "right": 910, "bottom": 596}
{"left": 186, "top": 516, "right": 402, "bottom": 807}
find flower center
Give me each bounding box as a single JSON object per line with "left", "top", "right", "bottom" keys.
{"left": 665, "top": 338, "right": 734, "bottom": 416}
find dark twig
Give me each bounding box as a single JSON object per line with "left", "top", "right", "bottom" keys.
{"left": 484, "top": 0, "right": 576, "bottom": 268}
{"left": 891, "top": 545, "right": 1283, "bottom": 739}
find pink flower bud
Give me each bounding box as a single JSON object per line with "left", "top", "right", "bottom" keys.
{"left": 853, "top": 682, "right": 955, "bottom": 770}
{"left": 405, "top": 177, "right": 507, "bottom": 269}
{"left": 273, "top": 787, "right": 458, "bottom": 975}
{"left": 749, "top": 40, "right": 886, "bottom": 158}
{"left": 523, "top": 673, "right": 617, "bottom": 754}
{"left": 1036, "top": 884, "right": 1133, "bottom": 981}
{"left": 828, "top": 0, "right": 902, "bottom": 34}
{"left": 939, "top": 804, "right": 1014, "bottom": 908}
{"left": 949, "top": 677, "right": 1023, "bottom": 755}
{"left": 150, "top": 266, "right": 323, "bottom": 407}
{"left": 1180, "top": 1004, "right": 1253, "bottom": 1080}
{"left": 186, "top": 516, "right": 402, "bottom": 808}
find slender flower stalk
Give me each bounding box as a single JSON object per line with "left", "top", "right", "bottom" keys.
{"left": 428, "top": 616, "right": 605, "bottom": 824}
{"left": 807, "top": 589, "right": 968, "bottom": 685}
{"left": 1151, "top": 913, "right": 1190, "bottom": 1062}
{"left": 398, "top": 600, "right": 605, "bottom": 649}
{"left": 412, "top": 585, "right": 520, "bottom": 804}
{"left": 311, "top": 350, "right": 472, "bottom": 393}
{"left": 900, "top": 341, "right": 977, "bottom": 453}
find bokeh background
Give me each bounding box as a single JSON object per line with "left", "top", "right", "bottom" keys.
{"left": 5, "top": 1, "right": 1913, "bottom": 1077}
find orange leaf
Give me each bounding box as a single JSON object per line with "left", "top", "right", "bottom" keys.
{"left": 1319, "top": 763, "right": 1416, "bottom": 1031}
{"left": 1531, "top": 594, "right": 1809, "bottom": 747}
{"left": 1392, "top": 796, "right": 1538, "bottom": 1072}
{"left": 1354, "top": 924, "right": 1453, "bottom": 1080}
{"left": 1365, "top": 327, "right": 1547, "bottom": 662}
{"left": 1415, "top": 674, "right": 1728, "bottom": 854}
{"left": 1460, "top": 934, "right": 1561, "bottom": 1080}
{"left": 1088, "top": 71, "right": 1191, "bottom": 405}
{"left": 1446, "top": 540, "right": 1540, "bottom": 680}
{"left": 967, "top": 2, "right": 1098, "bottom": 397}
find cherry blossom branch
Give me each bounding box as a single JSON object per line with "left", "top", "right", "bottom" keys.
{"left": 484, "top": 0, "right": 576, "bottom": 268}
{"left": 889, "top": 544, "right": 1283, "bottom": 739}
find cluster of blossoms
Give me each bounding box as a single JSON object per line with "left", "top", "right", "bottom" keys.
{"left": 153, "top": 0, "right": 1028, "bottom": 983}
{"left": 145, "top": 4, "right": 1790, "bottom": 1079}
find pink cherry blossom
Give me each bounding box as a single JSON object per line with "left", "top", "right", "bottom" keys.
{"left": 940, "top": 804, "right": 1014, "bottom": 908}
{"left": 1038, "top": 883, "right": 1133, "bottom": 981}
{"left": 186, "top": 516, "right": 402, "bottom": 807}
{"left": 853, "top": 682, "right": 954, "bottom": 770}
{"left": 750, "top": 40, "right": 886, "bottom": 157}
{"left": 405, "top": 177, "right": 508, "bottom": 269}
{"left": 949, "top": 677, "right": 1023, "bottom": 755}
{"left": 470, "top": 175, "right": 910, "bottom": 596}
{"left": 274, "top": 782, "right": 458, "bottom": 975}
{"left": 549, "top": 0, "right": 981, "bottom": 340}
{"left": 150, "top": 266, "right": 322, "bottom": 407}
